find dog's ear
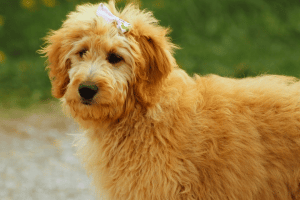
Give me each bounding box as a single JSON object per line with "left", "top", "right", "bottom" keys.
{"left": 134, "top": 34, "right": 175, "bottom": 106}
{"left": 38, "top": 28, "right": 72, "bottom": 98}
{"left": 127, "top": 22, "right": 178, "bottom": 106}
{"left": 121, "top": 3, "right": 179, "bottom": 106}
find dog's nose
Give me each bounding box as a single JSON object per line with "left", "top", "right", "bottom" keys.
{"left": 78, "top": 81, "right": 98, "bottom": 101}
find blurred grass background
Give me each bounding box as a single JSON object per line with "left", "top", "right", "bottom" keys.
{"left": 0, "top": 0, "right": 300, "bottom": 109}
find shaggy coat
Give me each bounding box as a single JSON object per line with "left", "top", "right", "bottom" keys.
{"left": 39, "top": 1, "right": 300, "bottom": 199}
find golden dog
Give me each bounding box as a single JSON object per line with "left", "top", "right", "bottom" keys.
{"left": 39, "top": 1, "right": 300, "bottom": 199}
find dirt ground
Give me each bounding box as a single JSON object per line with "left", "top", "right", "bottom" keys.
{"left": 0, "top": 102, "right": 107, "bottom": 200}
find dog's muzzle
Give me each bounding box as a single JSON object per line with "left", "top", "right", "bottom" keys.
{"left": 78, "top": 81, "right": 98, "bottom": 105}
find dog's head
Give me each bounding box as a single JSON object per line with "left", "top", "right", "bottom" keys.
{"left": 39, "top": 0, "right": 178, "bottom": 121}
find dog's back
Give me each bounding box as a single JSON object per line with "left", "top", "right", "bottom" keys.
{"left": 183, "top": 74, "right": 300, "bottom": 199}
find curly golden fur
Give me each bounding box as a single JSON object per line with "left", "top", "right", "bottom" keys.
{"left": 39, "top": 1, "right": 300, "bottom": 199}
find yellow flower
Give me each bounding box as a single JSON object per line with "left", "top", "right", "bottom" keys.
{"left": 0, "top": 51, "right": 6, "bottom": 63}
{"left": 42, "top": 0, "right": 56, "bottom": 8}
{"left": 0, "top": 15, "right": 4, "bottom": 26}
{"left": 20, "top": 0, "right": 35, "bottom": 9}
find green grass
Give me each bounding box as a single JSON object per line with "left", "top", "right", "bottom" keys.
{"left": 0, "top": 57, "right": 52, "bottom": 108}
{"left": 0, "top": 0, "right": 300, "bottom": 108}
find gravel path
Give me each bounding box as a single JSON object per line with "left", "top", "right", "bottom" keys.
{"left": 0, "top": 103, "right": 107, "bottom": 200}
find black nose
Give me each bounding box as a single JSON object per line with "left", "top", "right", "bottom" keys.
{"left": 78, "top": 81, "right": 98, "bottom": 101}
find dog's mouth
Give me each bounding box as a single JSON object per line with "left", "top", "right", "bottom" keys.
{"left": 81, "top": 98, "right": 93, "bottom": 105}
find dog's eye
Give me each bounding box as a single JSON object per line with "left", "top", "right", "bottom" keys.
{"left": 107, "top": 52, "right": 123, "bottom": 64}
{"left": 78, "top": 48, "right": 87, "bottom": 58}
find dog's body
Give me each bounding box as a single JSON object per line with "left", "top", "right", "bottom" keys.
{"left": 39, "top": 1, "right": 300, "bottom": 199}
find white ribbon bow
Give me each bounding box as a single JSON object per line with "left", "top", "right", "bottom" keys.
{"left": 96, "top": 3, "right": 131, "bottom": 33}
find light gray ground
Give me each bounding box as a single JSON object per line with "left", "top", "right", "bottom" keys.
{"left": 0, "top": 102, "right": 107, "bottom": 200}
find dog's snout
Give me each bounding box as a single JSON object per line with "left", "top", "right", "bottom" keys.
{"left": 78, "top": 81, "right": 98, "bottom": 101}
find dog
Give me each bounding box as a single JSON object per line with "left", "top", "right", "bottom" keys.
{"left": 39, "top": 1, "right": 300, "bottom": 199}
